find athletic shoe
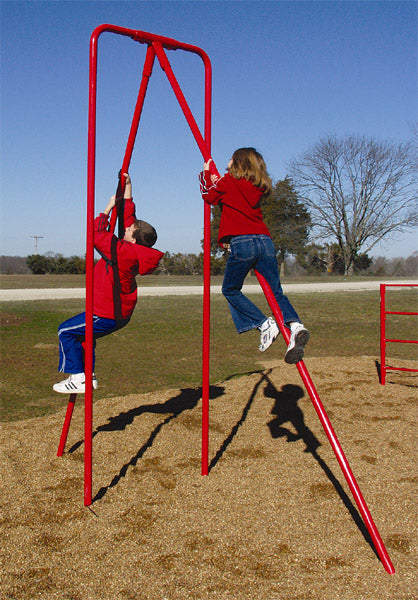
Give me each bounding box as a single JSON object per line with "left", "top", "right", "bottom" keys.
{"left": 259, "top": 317, "right": 280, "bottom": 352}
{"left": 53, "top": 373, "right": 98, "bottom": 394}
{"left": 285, "top": 324, "right": 310, "bottom": 364}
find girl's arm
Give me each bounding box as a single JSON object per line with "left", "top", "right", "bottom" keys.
{"left": 199, "top": 162, "right": 227, "bottom": 205}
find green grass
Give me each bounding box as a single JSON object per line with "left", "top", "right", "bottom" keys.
{"left": 1, "top": 289, "right": 417, "bottom": 422}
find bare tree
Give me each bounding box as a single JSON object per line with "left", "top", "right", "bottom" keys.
{"left": 289, "top": 134, "right": 418, "bottom": 275}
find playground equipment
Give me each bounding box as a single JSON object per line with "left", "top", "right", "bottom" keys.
{"left": 57, "top": 24, "right": 394, "bottom": 574}
{"left": 379, "top": 283, "right": 418, "bottom": 385}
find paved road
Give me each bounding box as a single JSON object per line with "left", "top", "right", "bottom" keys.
{"left": 1, "top": 280, "right": 416, "bottom": 301}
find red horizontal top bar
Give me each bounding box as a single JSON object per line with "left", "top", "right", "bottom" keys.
{"left": 90, "top": 24, "right": 210, "bottom": 63}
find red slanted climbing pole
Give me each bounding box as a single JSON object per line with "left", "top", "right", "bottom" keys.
{"left": 255, "top": 271, "right": 395, "bottom": 574}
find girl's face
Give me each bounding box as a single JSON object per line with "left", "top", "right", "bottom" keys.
{"left": 227, "top": 158, "right": 233, "bottom": 170}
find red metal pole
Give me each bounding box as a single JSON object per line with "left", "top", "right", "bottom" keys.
{"left": 57, "top": 395, "right": 77, "bottom": 456}
{"left": 84, "top": 27, "right": 103, "bottom": 506}
{"left": 380, "top": 284, "right": 387, "bottom": 385}
{"left": 150, "top": 39, "right": 215, "bottom": 474}
{"left": 256, "top": 271, "right": 395, "bottom": 574}
{"left": 152, "top": 41, "right": 212, "bottom": 162}
{"left": 201, "top": 58, "right": 215, "bottom": 477}
{"left": 109, "top": 44, "right": 156, "bottom": 235}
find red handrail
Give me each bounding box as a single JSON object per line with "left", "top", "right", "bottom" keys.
{"left": 380, "top": 284, "right": 418, "bottom": 385}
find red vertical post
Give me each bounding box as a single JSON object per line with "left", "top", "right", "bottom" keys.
{"left": 256, "top": 271, "right": 394, "bottom": 574}
{"left": 380, "top": 284, "right": 387, "bottom": 385}
{"left": 84, "top": 27, "right": 102, "bottom": 507}
{"left": 201, "top": 58, "right": 215, "bottom": 477}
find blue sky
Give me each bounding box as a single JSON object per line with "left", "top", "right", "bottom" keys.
{"left": 1, "top": 0, "right": 417, "bottom": 259}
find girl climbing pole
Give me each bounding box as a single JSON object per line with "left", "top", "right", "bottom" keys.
{"left": 199, "top": 147, "right": 310, "bottom": 363}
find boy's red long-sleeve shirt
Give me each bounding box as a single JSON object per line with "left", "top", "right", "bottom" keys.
{"left": 93, "top": 198, "right": 164, "bottom": 320}
{"left": 199, "top": 171, "right": 270, "bottom": 245}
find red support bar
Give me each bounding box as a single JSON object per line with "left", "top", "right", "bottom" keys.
{"left": 109, "top": 44, "right": 156, "bottom": 235}
{"left": 256, "top": 271, "right": 395, "bottom": 574}
{"left": 152, "top": 41, "right": 212, "bottom": 162}
{"left": 380, "top": 283, "right": 418, "bottom": 386}
{"left": 380, "top": 284, "right": 387, "bottom": 385}
{"left": 57, "top": 395, "right": 77, "bottom": 456}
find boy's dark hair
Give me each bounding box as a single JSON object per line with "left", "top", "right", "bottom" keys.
{"left": 132, "top": 219, "right": 157, "bottom": 247}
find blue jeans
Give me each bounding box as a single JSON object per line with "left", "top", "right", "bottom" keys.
{"left": 58, "top": 312, "right": 130, "bottom": 373}
{"left": 222, "top": 235, "right": 300, "bottom": 333}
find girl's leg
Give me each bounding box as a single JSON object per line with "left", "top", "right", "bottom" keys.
{"left": 255, "top": 237, "right": 301, "bottom": 327}
{"left": 222, "top": 236, "right": 266, "bottom": 333}
{"left": 255, "top": 236, "right": 309, "bottom": 363}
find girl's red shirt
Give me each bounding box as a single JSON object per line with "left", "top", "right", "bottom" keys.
{"left": 93, "top": 198, "right": 164, "bottom": 320}
{"left": 199, "top": 171, "right": 270, "bottom": 245}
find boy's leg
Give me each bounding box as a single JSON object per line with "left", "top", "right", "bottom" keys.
{"left": 58, "top": 313, "right": 130, "bottom": 373}
{"left": 58, "top": 312, "right": 88, "bottom": 374}
{"left": 55, "top": 314, "right": 130, "bottom": 393}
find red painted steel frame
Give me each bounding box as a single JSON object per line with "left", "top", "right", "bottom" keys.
{"left": 84, "top": 25, "right": 214, "bottom": 505}
{"left": 57, "top": 395, "right": 76, "bottom": 457}
{"left": 59, "top": 24, "right": 394, "bottom": 574}
{"left": 256, "top": 271, "right": 395, "bottom": 574}
{"left": 380, "top": 283, "right": 418, "bottom": 385}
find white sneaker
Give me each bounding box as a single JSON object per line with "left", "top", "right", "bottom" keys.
{"left": 259, "top": 317, "right": 280, "bottom": 352}
{"left": 285, "top": 323, "right": 310, "bottom": 364}
{"left": 53, "top": 373, "right": 98, "bottom": 394}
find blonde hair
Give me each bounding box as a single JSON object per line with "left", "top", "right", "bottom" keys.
{"left": 227, "top": 147, "right": 272, "bottom": 195}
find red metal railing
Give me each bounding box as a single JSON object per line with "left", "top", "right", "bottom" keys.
{"left": 379, "top": 283, "right": 418, "bottom": 385}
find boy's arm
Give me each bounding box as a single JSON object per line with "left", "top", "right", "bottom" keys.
{"left": 122, "top": 173, "right": 137, "bottom": 227}
{"left": 103, "top": 174, "right": 136, "bottom": 227}
{"left": 103, "top": 195, "right": 117, "bottom": 216}
{"left": 94, "top": 194, "right": 118, "bottom": 257}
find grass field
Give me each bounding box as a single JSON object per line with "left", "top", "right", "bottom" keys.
{"left": 0, "top": 272, "right": 404, "bottom": 289}
{"left": 1, "top": 286, "right": 417, "bottom": 422}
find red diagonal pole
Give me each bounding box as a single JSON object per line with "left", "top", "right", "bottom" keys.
{"left": 57, "top": 395, "right": 77, "bottom": 456}
{"left": 109, "top": 44, "right": 156, "bottom": 235}
{"left": 256, "top": 270, "right": 395, "bottom": 574}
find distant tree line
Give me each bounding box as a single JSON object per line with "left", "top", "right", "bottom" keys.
{"left": 1, "top": 250, "right": 416, "bottom": 278}
{"left": 3, "top": 133, "right": 416, "bottom": 278}
{"left": 25, "top": 253, "right": 86, "bottom": 275}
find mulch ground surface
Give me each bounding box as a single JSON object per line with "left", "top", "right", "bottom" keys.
{"left": 1, "top": 356, "right": 416, "bottom": 600}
